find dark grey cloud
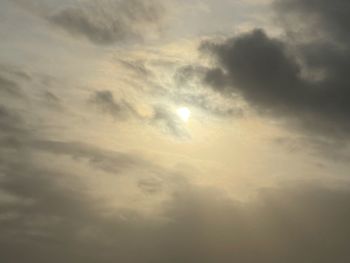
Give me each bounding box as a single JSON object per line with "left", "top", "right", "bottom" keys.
{"left": 275, "top": 0, "right": 350, "bottom": 43}
{"left": 202, "top": 0, "right": 350, "bottom": 141}
{"left": 48, "top": 0, "right": 166, "bottom": 45}
{"left": 201, "top": 29, "right": 304, "bottom": 114}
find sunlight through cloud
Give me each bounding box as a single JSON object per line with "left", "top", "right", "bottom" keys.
{"left": 177, "top": 107, "right": 191, "bottom": 122}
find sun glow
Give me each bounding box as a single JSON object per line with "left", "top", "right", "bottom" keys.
{"left": 177, "top": 107, "right": 191, "bottom": 122}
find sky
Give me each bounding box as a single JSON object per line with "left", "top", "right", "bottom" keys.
{"left": 1, "top": 0, "right": 350, "bottom": 262}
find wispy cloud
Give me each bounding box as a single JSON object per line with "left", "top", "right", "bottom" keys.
{"left": 48, "top": 0, "right": 167, "bottom": 44}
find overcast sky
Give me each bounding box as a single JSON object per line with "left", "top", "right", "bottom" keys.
{"left": 1, "top": 0, "right": 350, "bottom": 262}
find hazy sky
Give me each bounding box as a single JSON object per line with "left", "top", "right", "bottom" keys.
{"left": 1, "top": 0, "right": 350, "bottom": 262}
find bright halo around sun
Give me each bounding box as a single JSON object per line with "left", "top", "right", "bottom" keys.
{"left": 177, "top": 107, "right": 191, "bottom": 122}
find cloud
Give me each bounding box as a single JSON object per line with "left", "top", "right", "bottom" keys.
{"left": 0, "top": 105, "right": 29, "bottom": 141}
{"left": 89, "top": 90, "right": 135, "bottom": 119}
{"left": 48, "top": 0, "right": 166, "bottom": 45}
{"left": 2, "top": 2, "right": 350, "bottom": 262}
{"left": 119, "top": 59, "right": 154, "bottom": 79}
{"left": 90, "top": 90, "right": 189, "bottom": 138}
{"left": 275, "top": 0, "right": 350, "bottom": 43}
{"left": 158, "top": 181, "right": 350, "bottom": 263}
{"left": 0, "top": 62, "right": 349, "bottom": 263}
{"left": 2, "top": 161, "right": 350, "bottom": 263}
{"left": 33, "top": 140, "right": 153, "bottom": 175}
{"left": 173, "top": 65, "right": 244, "bottom": 117}
{"left": 0, "top": 75, "right": 23, "bottom": 98}
{"left": 0, "top": 64, "right": 31, "bottom": 82}
{"left": 151, "top": 105, "right": 189, "bottom": 138}
{"left": 0, "top": 95, "right": 169, "bottom": 263}
{"left": 201, "top": 0, "right": 350, "bottom": 141}
{"left": 201, "top": 29, "right": 302, "bottom": 112}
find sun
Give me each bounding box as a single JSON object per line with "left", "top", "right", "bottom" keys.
{"left": 177, "top": 107, "right": 191, "bottom": 122}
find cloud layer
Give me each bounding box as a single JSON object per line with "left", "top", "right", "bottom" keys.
{"left": 2, "top": 0, "right": 350, "bottom": 262}
{"left": 202, "top": 0, "right": 350, "bottom": 140}
{"left": 49, "top": 0, "right": 166, "bottom": 44}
